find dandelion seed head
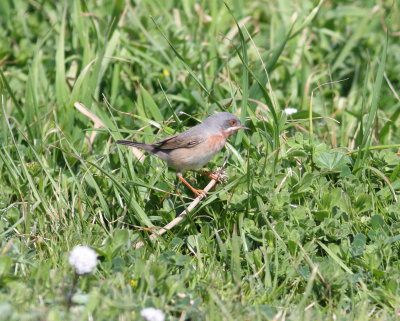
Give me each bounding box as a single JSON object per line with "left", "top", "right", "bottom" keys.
{"left": 68, "top": 245, "right": 98, "bottom": 275}
{"left": 140, "top": 307, "right": 165, "bottom": 321}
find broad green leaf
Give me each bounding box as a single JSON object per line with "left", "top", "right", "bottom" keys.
{"left": 313, "top": 150, "right": 351, "bottom": 171}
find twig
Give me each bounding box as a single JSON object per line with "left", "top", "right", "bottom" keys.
{"left": 134, "top": 178, "right": 219, "bottom": 249}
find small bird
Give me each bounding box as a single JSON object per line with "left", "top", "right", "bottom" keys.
{"left": 116, "top": 112, "right": 249, "bottom": 197}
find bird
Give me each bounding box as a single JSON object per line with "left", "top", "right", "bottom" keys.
{"left": 116, "top": 112, "right": 249, "bottom": 197}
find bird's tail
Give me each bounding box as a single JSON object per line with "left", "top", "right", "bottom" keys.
{"left": 116, "top": 140, "right": 154, "bottom": 152}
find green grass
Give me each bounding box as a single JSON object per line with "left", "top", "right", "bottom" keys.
{"left": 1, "top": 0, "right": 400, "bottom": 320}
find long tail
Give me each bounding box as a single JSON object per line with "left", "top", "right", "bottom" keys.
{"left": 116, "top": 140, "right": 154, "bottom": 152}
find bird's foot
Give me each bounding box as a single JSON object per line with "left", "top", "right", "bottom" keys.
{"left": 191, "top": 169, "right": 228, "bottom": 184}
{"left": 178, "top": 175, "right": 207, "bottom": 198}
{"left": 192, "top": 188, "right": 207, "bottom": 198}
{"left": 206, "top": 173, "right": 220, "bottom": 181}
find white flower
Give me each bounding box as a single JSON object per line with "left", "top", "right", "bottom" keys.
{"left": 283, "top": 108, "right": 298, "bottom": 116}
{"left": 68, "top": 245, "right": 98, "bottom": 275}
{"left": 140, "top": 307, "right": 165, "bottom": 321}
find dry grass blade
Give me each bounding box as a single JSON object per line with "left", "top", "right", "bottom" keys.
{"left": 74, "top": 102, "right": 105, "bottom": 129}
{"left": 74, "top": 101, "right": 145, "bottom": 160}
{"left": 74, "top": 102, "right": 105, "bottom": 145}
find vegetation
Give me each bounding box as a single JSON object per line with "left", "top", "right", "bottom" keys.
{"left": 1, "top": 0, "right": 399, "bottom": 320}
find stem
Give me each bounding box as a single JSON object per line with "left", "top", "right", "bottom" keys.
{"left": 348, "top": 144, "right": 400, "bottom": 155}
{"left": 66, "top": 273, "right": 79, "bottom": 311}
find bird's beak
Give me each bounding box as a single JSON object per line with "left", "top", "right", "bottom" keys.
{"left": 231, "top": 125, "right": 250, "bottom": 131}
{"left": 226, "top": 125, "right": 250, "bottom": 135}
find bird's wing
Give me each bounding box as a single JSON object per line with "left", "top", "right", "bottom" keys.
{"left": 154, "top": 131, "right": 205, "bottom": 150}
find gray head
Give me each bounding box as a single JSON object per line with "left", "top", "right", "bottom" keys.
{"left": 203, "top": 112, "right": 249, "bottom": 136}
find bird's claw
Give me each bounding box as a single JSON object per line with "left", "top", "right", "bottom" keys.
{"left": 208, "top": 173, "right": 220, "bottom": 181}
{"left": 193, "top": 188, "right": 207, "bottom": 198}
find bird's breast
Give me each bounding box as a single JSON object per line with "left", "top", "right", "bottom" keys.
{"left": 166, "top": 135, "right": 226, "bottom": 170}
{"left": 208, "top": 134, "right": 227, "bottom": 152}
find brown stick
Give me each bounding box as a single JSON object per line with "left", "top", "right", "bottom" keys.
{"left": 134, "top": 178, "right": 218, "bottom": 249}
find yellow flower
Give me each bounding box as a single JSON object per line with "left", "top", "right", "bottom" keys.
{"left": 162, "top": 69, "right": 170, "bottom": 77}
{"left": 130, "top": 279, "right": 138, "bottom": 287}
{"left": 131, "top": 311, "right": 136, "bottom": 317}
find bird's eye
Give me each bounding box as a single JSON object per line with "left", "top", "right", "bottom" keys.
{"left": 229, "top": 119, "right": 237, "bottom": 126}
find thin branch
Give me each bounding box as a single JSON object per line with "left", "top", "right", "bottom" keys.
{"left": 134, "top": 178, "right": 219, "bottom": 249}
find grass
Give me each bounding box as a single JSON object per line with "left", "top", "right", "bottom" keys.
{"left": 1, "top": 0, "right": 400, "bottom": 320}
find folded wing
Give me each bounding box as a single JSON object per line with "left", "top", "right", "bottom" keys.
{"left": 155, "top": 132, "right": 205, "bottom": 150}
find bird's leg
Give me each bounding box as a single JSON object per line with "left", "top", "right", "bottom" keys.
{"left": 191, "top": 170, "right": 219, "bottom": 181}
{"left": 177, "top": 173, "right": 207, "bottom": 198}
{"left": 190, "top": 169, "right": 226, "bottom": 182}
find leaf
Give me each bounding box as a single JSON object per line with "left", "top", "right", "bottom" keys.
{"left": 354, "top": 193, "right": 372, "bottom": 214}
{"left": 140, "top": 85, "right": 164, "bottom": 122}
{"left": 55, "top": 6, "right": 69, "bottom": 106}
{"left": 287, "top": 150, "right": 308, "bottom": 158}
{"left": 231, "top": 232, "right": 242, "bottom": 285}
{"left": 317, "top": 241, "right": 353, "bottom": 274}
{"left": 313, "top": 210, "right": 330, "bottom": 222}
{"left": 371, "top": 214, "right": 385, "bottom": 230}
{"left": 0, "top": 256, "right": 12, "bottom": 277}
{"left": 313, "top": 150, "right": 351, "bottom": 172}
{"left": 294, "top": 173, "right": 315, "bottom": 194}
{"left": 351, "top": 233, "right": 367, "bottom": 257}
{"left": 385, "top": 234, "right": 400, "bottom": 245}
{"left": 113, "top": 229, "right": 130, "bottom": 248}
{"left": 354, "top": 34, "right": 388, "bottom": 170}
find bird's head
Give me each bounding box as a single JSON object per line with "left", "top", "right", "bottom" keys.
{"left": 204, "top": 112, "right": 249, "bottom": 137}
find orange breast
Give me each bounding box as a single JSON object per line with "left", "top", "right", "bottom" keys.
{"left": 209, "top": 135, "right": 226, "bottom": 152}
